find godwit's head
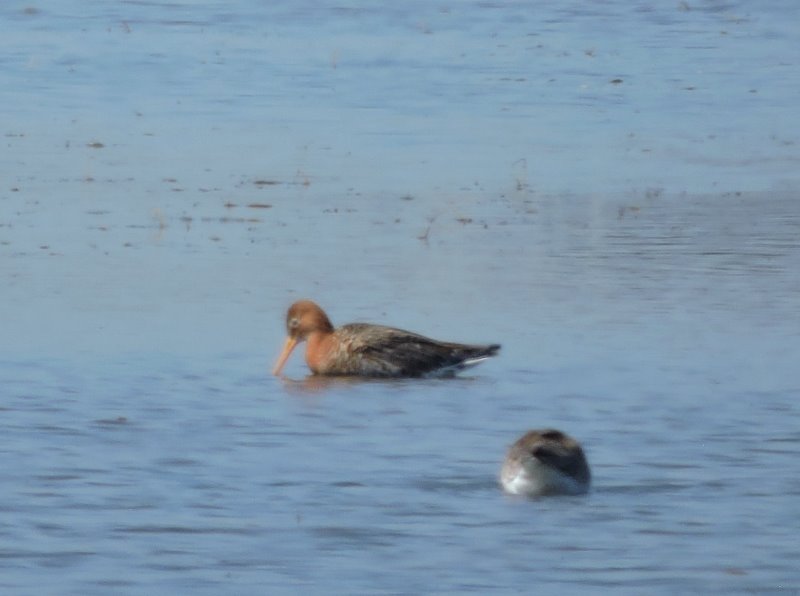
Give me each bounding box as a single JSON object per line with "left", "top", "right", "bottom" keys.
{"left": 272, "top": 300, "right": 334, "bottom": 376}
{"left": 500, "top": 429, "right": 591, "bottom": 497}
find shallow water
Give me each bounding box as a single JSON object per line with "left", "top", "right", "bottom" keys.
{"left": 2, "top": 2, "right": 800, "bottom": 594}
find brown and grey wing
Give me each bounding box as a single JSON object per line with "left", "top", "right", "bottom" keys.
{"left": 534, "top": 443, "right": 591, "bottom": 484}
{"left": 344, "top": 324, "right": 499, "bottom": 377}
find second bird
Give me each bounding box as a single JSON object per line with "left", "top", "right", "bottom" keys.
{"left": 272, "top": 300, "right": 500, "bottom": 378}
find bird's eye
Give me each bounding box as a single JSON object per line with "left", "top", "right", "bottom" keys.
{"left": 532, "top": 445, "right": 555, "bottom": 460}
{"left": 288, "top": 317, "right": 300, "bottom": 329}
{"left": 540, "top": 430, "right": 563, "bottom": 441}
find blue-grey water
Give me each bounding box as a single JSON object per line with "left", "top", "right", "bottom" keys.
{"left": 2, "top": 2, "right": 799, "bottom": 594}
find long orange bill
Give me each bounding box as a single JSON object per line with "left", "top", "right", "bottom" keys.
{"left": 272, "top": 336, "right": 298, "bottom": 376}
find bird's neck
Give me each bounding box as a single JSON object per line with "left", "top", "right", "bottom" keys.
{"left": 305, "top": 330, "right": 335, "bottom": 373}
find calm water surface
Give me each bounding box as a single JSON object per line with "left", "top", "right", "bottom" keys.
{"left": 2, "top": 2, "right": 799, "bottom": 594}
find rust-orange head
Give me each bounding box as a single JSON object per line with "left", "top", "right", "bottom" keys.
{"left": 272, "top": 300, "right": 334, "bottom": 376}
